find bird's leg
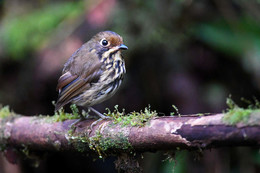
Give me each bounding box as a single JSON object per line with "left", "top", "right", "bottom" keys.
{"left": 89, "top": 107, "right": 111, "bottom": 130}
{"left": 89, "top": 107, "right": 111, "bottom": 119}
{"left": 69, "top": 118, "right": 83, "bottom": 129}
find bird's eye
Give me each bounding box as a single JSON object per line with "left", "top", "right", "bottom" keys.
{"left": 100, "top": 39, "right": 109, "bottom": 46}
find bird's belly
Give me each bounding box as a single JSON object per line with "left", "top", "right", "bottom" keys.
{"left": 72, "top": 77, "right": 123, "bottom": 107}
{"left": 72, "top": 56, "right": 125, "bottom": 107}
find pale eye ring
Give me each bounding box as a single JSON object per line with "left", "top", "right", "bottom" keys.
{"left": 100, "top": 39, "right": 109, "bottom": 47}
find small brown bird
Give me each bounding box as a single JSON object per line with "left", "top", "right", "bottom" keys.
{"left": 55, "top": 31, "right": 127, "bottom": 118}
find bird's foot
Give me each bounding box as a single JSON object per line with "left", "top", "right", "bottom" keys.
{"left": 88, "top": 107, "right": 111, "bottom": 132}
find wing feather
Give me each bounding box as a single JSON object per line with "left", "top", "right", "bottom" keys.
{"left": 55, "top": 61, "right": 104, "bottom": 111}
{"left": 56, "top": 71, "right": 78, "bottom": 92}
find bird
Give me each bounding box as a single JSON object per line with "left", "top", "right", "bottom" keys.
{"left": 55, "top": 31, "right": 128, "bottom": 119}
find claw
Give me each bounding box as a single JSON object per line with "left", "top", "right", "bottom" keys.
{"left": 90, "top": 118, "right": 103, "bottom": 131}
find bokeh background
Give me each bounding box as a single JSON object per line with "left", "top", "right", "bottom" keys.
{"left": 0, "top": 0, "right": 260, "bottom": 172}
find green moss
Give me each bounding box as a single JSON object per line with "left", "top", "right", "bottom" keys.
{"left": 98, "top": 133, "right": 131, "bottom": 151}
{"left": 0, "top": 1, "right": 84, "bottom": 59}
{"left": 67, "top": 126, "right": 132, "bottom": 158}
{"left": 170, "top": 105, "right": 181, "bottom": 116}
{"left": 56, "top": 104, "right": 81, "bottom": 121}
{"left": 20, "top": 144, "right": 30, "bottom": 157}
{"left": 76, "top": 105, "right": 157, "bottom": 157}
{"left": 88, "top": 131, "right": 104, "bottom": 158}
{"left": 105, "top": 105, "right": 157, "bottom": 127}
{"left": 46, "top": 104, "right": 156, "bottom": 126}
{"left": 70, "top": 104, "right": 80, "bottom": 117}
{"left": 222, "top": 97, "right": 260, "bottom": 125}
{"left": 70, "top": 135, "right": 89, "bottom": 153}
{"left": 68, "top": 130, "right": 132, "bottom": 159}
{"left": 0, "top": 105, "right": 13, "bottom": 118}
{"left": 44, "top": 104, "right": 81, "bottom": 123}
{"left": 19, "top": 144, "right": 41, "bottom": 167}
{"left": 88, "top": 131, "right": 132, "bottom": 158}
{"left": 0, "top": 105, "right": 18, "bottom": 151}
{"left": 196, "top": 113, "right": 211, "bottom": 116}
{"left": 223, "top": 108, "right": 254, "bottom": 125}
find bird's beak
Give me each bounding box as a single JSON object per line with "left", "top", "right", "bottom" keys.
{"left": 118, "top": 44, "right": 128, "bottom": 50}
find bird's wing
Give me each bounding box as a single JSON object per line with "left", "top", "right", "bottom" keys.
{"left": 55, "top": 48, "right": 104, "bottom": 111}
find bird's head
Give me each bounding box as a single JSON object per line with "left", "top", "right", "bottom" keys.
{"left": 89, "top": 31, "right": 128, "bottom": 59}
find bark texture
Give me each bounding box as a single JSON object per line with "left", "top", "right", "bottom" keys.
{"left": 0, "top": 113, "right": 260, "bottom": 155}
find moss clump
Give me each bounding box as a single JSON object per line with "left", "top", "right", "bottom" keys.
{"left": 88, "top": 131, "right": 103, "bottom": 157}
{"left": 222, "top": 97, "right": 260, "bottom": 125}
{"left": 0, "top": 105, "right": 18, "bottom": 151}
{"left": 105, "top": 105, "right": 157, "bottom": 127}
{"left": 88, "top": 131, "right": 132, "bottom": 158}
{"left": 69, "top": 135, "right": 89, "bottom": 153}
{"left": 223, "top": 108, "right": 253, "bottom": 125}
{"left": 68, "top": 128, "right": 132, "bottom": 159}
{"left": 47, "top": 104, "right": 81, "bottom": 122}
{"left": 0, "top": 105, "right": 13, "bottom": 119}
{"left": 98, "top": 132, "right": 131, "bottom": 151}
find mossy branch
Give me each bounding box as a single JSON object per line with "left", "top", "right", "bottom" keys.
{"left": 0, "top": 105, "right": 260, "bottom": 160}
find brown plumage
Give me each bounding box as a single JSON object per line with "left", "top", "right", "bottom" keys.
{"left": 55, "top": 31, "right": 127, "bottom": 115}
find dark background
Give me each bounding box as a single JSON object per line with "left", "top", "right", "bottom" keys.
{"left": 0, "top": 0, "right": 260, "bottom": 172}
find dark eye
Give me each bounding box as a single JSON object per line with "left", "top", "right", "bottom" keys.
{"left": 101, "top": 39, "right": 109, "bottom": 46}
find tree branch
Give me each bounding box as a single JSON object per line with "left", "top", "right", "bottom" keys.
{"left": 1, "top": 110, "right": 260, "bottom": 158}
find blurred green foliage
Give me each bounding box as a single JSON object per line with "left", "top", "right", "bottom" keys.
{"left": 162, "top": 151, "right": 188, "bottom": 173}
{"left": 0, "top": 1, "right": 84, "bottom": 59}
{"left": 195, "top": 15, "right": 260, "bottom": 79}
{"left": 196, "top": 17, "right": 260, "bottom": 57}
